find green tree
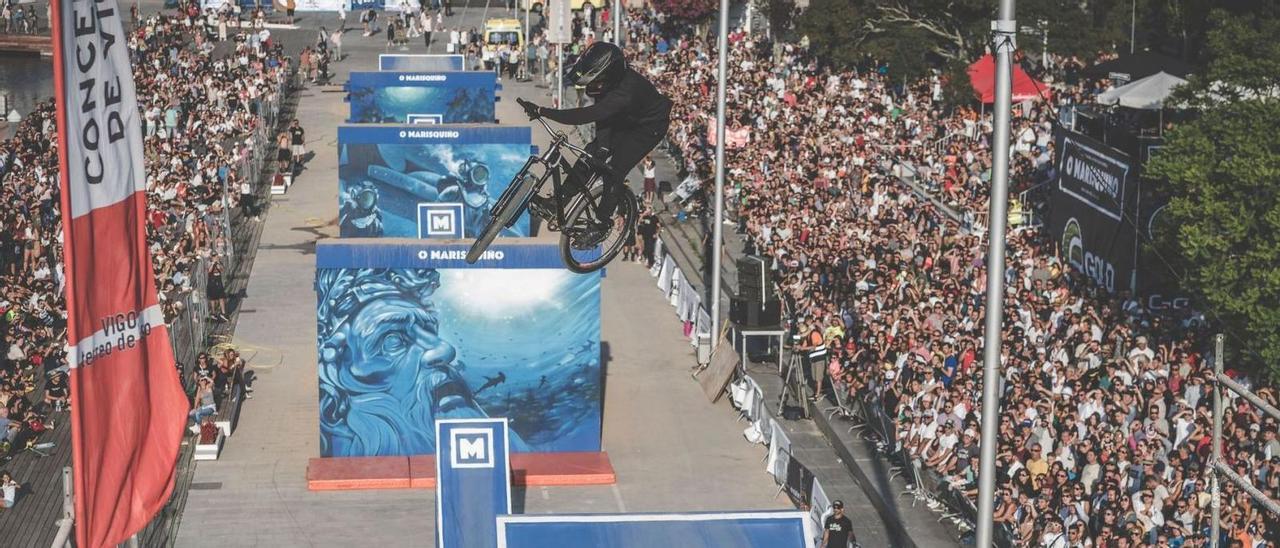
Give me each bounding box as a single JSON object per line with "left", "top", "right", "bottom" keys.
{"left": 796, "top": 0, "right": 988, "bottom": 80}
{"left": 1145, "top": 11, "right": 1280, "bottom": 375}
{"left": 758, "top": 0, "right": 797, "bottom": 40}
{"left": 650, "top": 0, "right": 717, "bottom": 22}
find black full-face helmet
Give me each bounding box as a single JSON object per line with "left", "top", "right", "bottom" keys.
{"left": 565, "top": 42, "right": 626, "bottom": 97}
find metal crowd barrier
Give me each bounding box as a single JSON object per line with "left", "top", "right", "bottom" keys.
{"left": 836, "top": 387, "right": 1017, "bottom": 546}
{"left": 130, "top": 67, "right": 292, "bottom": 548}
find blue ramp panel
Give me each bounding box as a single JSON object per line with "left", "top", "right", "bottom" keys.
{"left": 496, "top": 512, "right": 814, "bottom": 548}
{"left": 436, "top": 418, "right": 512, "bottom": 548}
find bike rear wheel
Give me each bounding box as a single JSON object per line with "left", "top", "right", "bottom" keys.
{"left": 559, "top": 183, "right": 638, "bottom": 273}
{"left": 466, "top": 166, "right": 541, "bottom": 264}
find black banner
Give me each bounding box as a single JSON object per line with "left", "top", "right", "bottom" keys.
{"left": 1049, "top": 130, "right": 1140, "bottom": 293}
{"left": 784, "top": 457, "right": 814, "bottom": 505}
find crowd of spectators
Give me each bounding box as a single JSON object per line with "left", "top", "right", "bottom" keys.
{"left": 0, "top": 4, "right": 290, "bottom": 510}
{"left": 622, "top": 8, "right": 1278, "bottom": 547}
{"left": 0, "top": 0, "right": 42, "bottom": 35}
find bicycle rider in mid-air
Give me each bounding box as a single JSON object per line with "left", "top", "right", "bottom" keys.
{"left": 519, "top": 42, "right": 672, "bottom": 240}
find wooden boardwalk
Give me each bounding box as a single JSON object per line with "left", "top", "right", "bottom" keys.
{"left": 0, "top": 33, "right": 52, "bottom": 56}
{"left": 0, "top": 389, "right": 71, "bottom": 545}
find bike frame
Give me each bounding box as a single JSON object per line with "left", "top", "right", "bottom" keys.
{"left": 491, "top": 116, "right": 606, "bottom": 232}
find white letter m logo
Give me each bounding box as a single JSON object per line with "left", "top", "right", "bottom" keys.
{"left": 450, "top": 428, "right": 494, "bottom": 468}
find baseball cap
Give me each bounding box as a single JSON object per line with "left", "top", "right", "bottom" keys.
{"left": 832, "top": 500, "right": 844, "bottom": 509}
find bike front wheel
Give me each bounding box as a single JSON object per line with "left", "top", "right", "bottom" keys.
{"left": 559, "top": 184, "right": 638, "bottom": 273}
{"left": 467, "top": 168, "right": 541, "bottom": 264}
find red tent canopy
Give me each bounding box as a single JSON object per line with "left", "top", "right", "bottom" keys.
{"left": 967, "top": 54, "right": 1050, "bottom": 104}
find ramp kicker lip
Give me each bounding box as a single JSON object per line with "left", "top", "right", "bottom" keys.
{"left": 306, "top": 452, "right": 615, "bottom": 491}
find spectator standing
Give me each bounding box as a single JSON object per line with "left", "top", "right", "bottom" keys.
{"left": 276, "top": 131, "right": 292, "bottom": 173}
{"left": 240, "top": 177, "right": 258, "bottom": 221}
{"left": 641, "top": 156, "right": 657, "bottom": 204}
{"left": 207, "top": 262, "right": 228, "bottom": 323}
{"left": 821, "top": 500, "right": 855, "bottom": 548}
{"left": 331, "top": 27, "right": 343, "bottom": 61}
{"left": 289, "top": 120, "right": 306, "bottom": 163}
{"left": 421, "top": 9, "right": 432, "bottom": 49}
{"left": 637, "top": 208, "right": 659, "bottom": 267}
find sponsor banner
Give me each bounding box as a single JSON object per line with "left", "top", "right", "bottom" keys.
{"left": 379, "top": 53, "right": 466, "bottom": 71}
{"left": 315, "top": 242, "right": 603, "bottom": 457}
{"left": 51, "top": 0, "right": 190, "bottom": 545}
{"left": 346, "top": 71, "right": 497, "bottom": 124}
{"left": 1057, "top": 133, "right": 1131, "bottom": 221}
{"left": 337, "top": 125, "right": 533, "bottom": 239}
{"left": 338, "top": 124, "right": 529, "bottom": 144}
{"left": 1135, "top": 199, "right": 1198, "bottom": 315}
{"left": 436, "top": 419, "right": 512, "bottom": 548}
{"left": 315, "top": 240, "right": 579, "bottom": 269}
{"left": 1049, "top": 130, "right": 1140, "bottom": 293}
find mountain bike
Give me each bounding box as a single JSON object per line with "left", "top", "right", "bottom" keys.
{"left": 465, "top": 115, "right": 638, "bottom": 273}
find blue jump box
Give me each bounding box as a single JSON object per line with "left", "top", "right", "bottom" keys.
{"left": 315, "top": 240, "right": 603, "bottom": 459}
{"left": 337, "top": 125, "right": 534, "bottom": 240}
{"left": 346, "top": 71, "right": 498, "bottom": 124}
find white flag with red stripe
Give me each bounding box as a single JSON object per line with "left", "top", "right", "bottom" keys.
{"left": 51, "top": 0, "right": 190, "bottom": 546}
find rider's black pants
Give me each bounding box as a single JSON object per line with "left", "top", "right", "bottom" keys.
{"left": 567, "top": 121, "right": 669, "bottom": 222}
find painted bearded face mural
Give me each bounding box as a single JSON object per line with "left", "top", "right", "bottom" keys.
{"left": 316, "top": 268, "right": 526, "bottom": 456}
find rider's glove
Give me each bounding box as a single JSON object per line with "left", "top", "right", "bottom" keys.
{"left": 518, "top": 98, "right": 541, "bottom": 120}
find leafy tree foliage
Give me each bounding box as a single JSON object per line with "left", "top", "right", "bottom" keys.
{"left": 1145, "top": 11, "right": 1280, "bottom": 374}
{"left": 650, "top": 0, "right": 717, "bottom": 22}
{"left": 790, "top": 0, "right": 1230, "bottom": 83}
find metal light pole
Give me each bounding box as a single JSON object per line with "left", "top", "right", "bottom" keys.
{"left": 556, "top": 43, "right": 563, "bottom": 107}
{"left": 975, "top": 1, "right": 1016, "bottom": 546}
{"left": 709, "top": 0, "right": 729, "bottom": 350}
{"left": 1211, "top": 333, "right": 1223, "bottom": 547}
{"left": 1130, "top": 0, "right": 1136, "bottom": 54}
{"left": 612, "top": 0, "right": 621, "bottom": 46}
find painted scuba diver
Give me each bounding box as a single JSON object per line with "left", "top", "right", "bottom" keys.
{"left": 338, "top": 181, "right": 384, "bottom": 237}
{"left": 351, "top": 144, "right": 524, "bottom": 239}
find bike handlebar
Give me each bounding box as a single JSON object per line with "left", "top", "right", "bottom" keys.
{"left": 520, "top": 100, "right": 593, "bottom": 159}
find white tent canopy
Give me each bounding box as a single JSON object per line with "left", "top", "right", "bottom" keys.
{"left": 1097, "top": 71, "right": 1189, "bottom": 110}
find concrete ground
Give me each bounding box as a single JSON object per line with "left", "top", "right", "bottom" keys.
{"left": 173, "top": 5, "right": 810, "bottom": 547}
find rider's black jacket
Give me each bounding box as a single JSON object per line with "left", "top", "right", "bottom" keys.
{"left": 540, "top": 68, "right": 673, "bottom": 139}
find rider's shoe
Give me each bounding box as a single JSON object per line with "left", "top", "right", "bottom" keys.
{"left": 569, "top": 220, "right": 611, "bottom": 250}
{"left": 596, "top": 190, "right": 618, "bottom": 223}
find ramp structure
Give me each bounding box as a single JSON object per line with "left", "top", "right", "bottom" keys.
{"left": 495, "top": 511, "right": 814, "bottom": 548}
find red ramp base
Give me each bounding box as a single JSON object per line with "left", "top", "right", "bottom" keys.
{"left": 308, "top": 451, "right": 615, "bottom": 491}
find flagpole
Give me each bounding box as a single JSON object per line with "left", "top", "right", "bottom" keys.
{"left": 47, "top": 0, "right": 83, "bottom": 542}
{"left": 52, "top": 466, "right": 74, "bottom": 548}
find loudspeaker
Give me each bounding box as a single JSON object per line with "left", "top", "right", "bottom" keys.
{"left": 730, "top": 297, "right": 781, "bottom": 327}
{"left": 737, "top": 255, "right": 775, "bottom": 302}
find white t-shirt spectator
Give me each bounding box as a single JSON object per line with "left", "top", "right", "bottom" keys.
{"left": 1129, "top": 342, "right": 1155, "bottom": 363}
{"left": 2, "top": 479, "right": 16, "bottom": 507}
